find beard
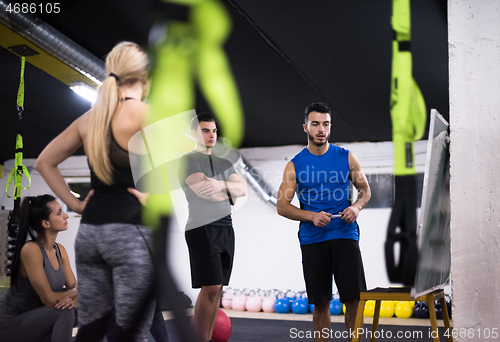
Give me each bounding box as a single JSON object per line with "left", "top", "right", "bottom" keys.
{"left": 308, "top": 133, "right": 330, "bottom": 146}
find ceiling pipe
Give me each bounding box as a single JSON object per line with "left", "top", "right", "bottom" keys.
{"left": 0, "top": 4, "right": 277, "bottom": 207}
{"left": 0, "top": 0, "right": 106, "bottom": 84}
{"left": 213, "top": 139, "right": 277, "bottom": 208}
{"left": 237, "top": 155, "right": 278, "bottom": 207}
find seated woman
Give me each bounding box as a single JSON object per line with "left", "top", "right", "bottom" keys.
{"left": 0, "top": 194, "right": 78, "bottom": 342}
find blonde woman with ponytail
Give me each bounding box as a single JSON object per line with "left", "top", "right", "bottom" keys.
{"left": 36, "top": 42, "right": 158, "bottom": 342}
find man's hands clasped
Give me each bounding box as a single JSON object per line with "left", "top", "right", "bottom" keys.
{"left": 339, "top": 205, "right": 360, "bottom": 224}
{"left": 312, "top": 205, "right": 360, "bottom": 227}
{"left": 312, "top": 211, "right": 333, "bottom": 227}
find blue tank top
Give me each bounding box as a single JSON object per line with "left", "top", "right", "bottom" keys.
{"left": 291, "top": 144, "right": 359, "bottom": 244}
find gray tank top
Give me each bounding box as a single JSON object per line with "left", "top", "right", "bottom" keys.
{"left": 0, "top": 240, "right": 66, "bottom": 322}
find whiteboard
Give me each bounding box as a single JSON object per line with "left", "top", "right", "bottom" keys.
{"left": 412, "top": 109, "right": 451, "bottom": 297}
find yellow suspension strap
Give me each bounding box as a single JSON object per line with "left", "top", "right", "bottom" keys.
{"left": 127, "top": 1, "right": 245, "bottom": 340}
{"left": 385, "top": 0, "right": 426, "bottom": 286}
{"left": 143, "top": 0, "right": 244, "bottom": 228}
{"left": 4, "top": 56, "right": 32, "bottom": 275}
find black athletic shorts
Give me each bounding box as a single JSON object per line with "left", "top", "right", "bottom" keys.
{"left": 300, "top": 239, "right": 367, "bottom": 304}
{"left": 185, "top": 224, "right": 235, "bottom": 288}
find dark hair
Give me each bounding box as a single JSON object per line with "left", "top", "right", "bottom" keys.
{"left": 304, "top": 102, "right": 331, "bottom": 123}
{"left": 10, "top": 195, "right": 56, "bottom": 291}
{"left": 190, "top": 112, "right": 216, "bottom": 131}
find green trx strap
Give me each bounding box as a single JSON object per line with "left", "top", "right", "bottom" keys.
{"left": 131, "top": 2, "right": 244, "bottom": 340}
{"left": 385, "top": 0, "right": 426, "bottom": 286}
{"left": 144, "top": 0, "right": 244, "bottom": 228}
{"left": 6, "top": 56, "right": 31, "bottom": 201}
{"left": 5, "top": 55, "right": 31, "bottom": 275}
{"left": 5, "top": 135, "right": 31, "bottom": 199}
{"left": 17, "top": 56, "right": 25, "bottom": 109}
{"left": 389, "top": 0, "right": 426, "bottom": 175}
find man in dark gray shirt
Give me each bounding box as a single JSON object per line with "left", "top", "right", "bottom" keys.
{"left": 178, "top": 112, "right": 246, "bottom": 342}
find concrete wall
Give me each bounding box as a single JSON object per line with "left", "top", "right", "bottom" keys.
{"left": 449, "top": 1, "right": 500, "bottom": 339}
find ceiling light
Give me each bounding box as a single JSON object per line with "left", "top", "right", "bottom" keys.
{"left": 70, "top": 81, "right": 97, "bottom": 104}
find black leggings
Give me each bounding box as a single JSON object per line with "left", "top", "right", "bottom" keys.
{"left": 0, "top": 305, "right": 75, "bottom": 342}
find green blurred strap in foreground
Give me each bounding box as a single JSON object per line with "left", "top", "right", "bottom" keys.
{"left": 143, "top": 0, "right": 244, "bottom": 228}
{"left": 385, "top": 0, "right": 425, "bottom": 287}
{"left": 390, "top": 0, "right": 426, "bottom": 176}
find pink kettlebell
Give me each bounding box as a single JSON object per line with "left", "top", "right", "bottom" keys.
{"left": 245, "top": 290, "right": 262, "bottom": 312}
{"left": 221, "top": 287, "right": 234, "bottom": 309}
{"left": 262, "top": 289, "right": 278, "bottom": 313}
{"left": 231, "top": 289, "right": 247, "bottom": 311}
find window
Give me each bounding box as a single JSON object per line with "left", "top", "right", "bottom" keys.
{"left": 359, "top": 173, "right": 424, "bottom": 209}
{"left": 65, "top": 177, "right": 91, "bottom": 213}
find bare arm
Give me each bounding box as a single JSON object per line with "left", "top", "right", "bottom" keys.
{"left": 54, "top": 243, "right": 77, "bottom": 309}
{"left": 197, "top": 173, "right": 246, "bottom": 199}
{"left": 20, "top": 243, "right": 78, "bottom": 308}
{"left": 339, "top": 151, "right": 371, "bottom": 223}
{"left": 58, "top": 243, "right": 77, "bottom": 295}
{"left": 223, "top": 173, "right": 246, "bottom": 205}
{"left": 35, "top": 113, "right": 88, "bottom": 214}
{"left": 224, "top": 173, "right": 247, "bottom": 197}
{"left": 276, "top": 161, "right": 332, "bottom": 227}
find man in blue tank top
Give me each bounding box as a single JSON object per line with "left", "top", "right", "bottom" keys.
{"left": 277, "top": 103, "right": 371, "bottom": 342}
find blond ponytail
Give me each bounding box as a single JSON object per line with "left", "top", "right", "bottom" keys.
{"left": 86, "top": 42, "right": 150, "bottom": 185}
{"left": 87, "top": 77, "right": 119, "bottom": 185}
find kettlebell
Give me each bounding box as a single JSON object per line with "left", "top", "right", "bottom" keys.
{"left": 274, "top": 291, "right": 291, "bottom": 314}
{"left": 232, "top": 288, "right": 247, "bottom": 311}
{"left": 245, "top": 289, "right": 262, "bottom": 312}
{"left": 330, "top": 295, "right": 342, "bottom": 315}
{"left": 262, "top": 289, "right": 277, "bottom": 313}
{"left": 292, "top": 291, "right": 309, "bottom": 314}
{"left": 364, "top": 300, "right": 376, "bottom": 317}
{"left": 380, "top": 300, "right": 395, "bottom": 318}
{"left": 221, "top": 287, "right": 234, "bottom": 309}
{"left": 395, "top": 301, "right": 413, "bottom": 318}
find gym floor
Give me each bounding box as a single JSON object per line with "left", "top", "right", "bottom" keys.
{"left": 71, "top": 308, "right": 452, "bottom": 340}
